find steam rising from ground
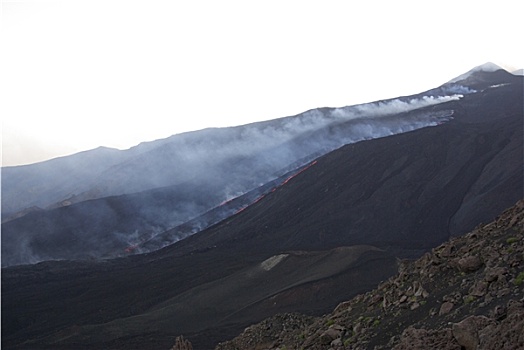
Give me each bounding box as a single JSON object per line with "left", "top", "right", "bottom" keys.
{"left": 2, "top": 90, "right": 471, "bottom": 266}
{"left": 339, "top": 95, "right": 461, "bottom": 117}
{"left": 117, "top": 93, "right": 463, "bottom": 254}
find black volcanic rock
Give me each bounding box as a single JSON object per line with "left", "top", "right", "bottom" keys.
{"left": 1, "top": 67, "right": 522, "bottom": 350}
{"left": 217, "top": 200, "right": 524, "bottom": 349}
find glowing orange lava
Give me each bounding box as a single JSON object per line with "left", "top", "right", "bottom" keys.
{"left": 233, "top": 160, "right": 317, "bottom": 215}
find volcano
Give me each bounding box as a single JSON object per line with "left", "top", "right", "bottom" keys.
{"left": 1, "top": 64, "right": 523, "bottom": 349}
{"left": 2, "top": 88, "right": 460, "bottom": 266}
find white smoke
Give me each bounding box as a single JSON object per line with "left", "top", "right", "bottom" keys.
{"left": 442, "top": 85, "right": 476, "bottom": 95}
{"left": 331, "top": 95, "right": 461, "bottom": 120}
{"left": 2, "top": 92, "right": 463, "bottom": 266}
{"left": 127, "top": 95, "right": 460, "bottom": 253}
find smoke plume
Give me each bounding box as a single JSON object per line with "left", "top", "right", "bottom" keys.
{"left": 2, "top": 91, "right": 469, "bottom": 266}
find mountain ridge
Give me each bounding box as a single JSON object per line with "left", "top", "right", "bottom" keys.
{"left": 1, "top": 66, "right": 522, "bottom": 349}
{"left": 4, "top": 64, "right": 516, "bottom": 218}
{"left": 2, "top": 78, "right": 482, "bottom": 266}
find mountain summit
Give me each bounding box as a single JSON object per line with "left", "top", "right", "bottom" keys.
{"left": 448, "top": 62, "right": 504, "bottom": 82}
{"left": 447, "top": 62, "right": 517, "bottom": 88}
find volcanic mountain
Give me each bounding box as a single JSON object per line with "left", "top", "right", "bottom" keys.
{"left": 1, "top": 64, "right": 515, "bottom": 267}
{"left": 2, "top": 83, "right": 462, "bottom": 266}
{"left": 1, "top": 64, "right": 523, "bottom": 349}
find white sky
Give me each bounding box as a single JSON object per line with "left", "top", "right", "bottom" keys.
{"left": 1, "top": 0, "right": 523, "bottom": 166}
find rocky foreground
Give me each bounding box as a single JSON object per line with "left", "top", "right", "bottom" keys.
{"left": 173, "top": 200, "right": 524, "bottom": 349}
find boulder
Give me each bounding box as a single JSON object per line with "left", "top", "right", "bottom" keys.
{"left": 393, "top": 327, "right": 461, "bottom": 350}
{"left": 484, "top": 267, "right": 507, "bottom": 282}
{"left": 478, "top": 300, "right": 524, "bottom": 349}
{"left": 469, "top": 281, "right": 488, "bottom": 297}
{"left": 319, "top": 327, "right": 342, "bottom": 344}
{"left": 452, "top": 315, "right": 494, "bottom": 350}
{"left": 457, "top": 256, "right": 483, "bottom": 273}
{"left": 439, "top": 302, "right": 454, "bottom": 316}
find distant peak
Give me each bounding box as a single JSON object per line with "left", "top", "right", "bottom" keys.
{"left": 448, "top": 62, "right": 507, "bottom": 83}
{"left": 473, "top": 62, "right": 505, "bottom": 72}
{"left": 448, "top": 62, "right": 510, "bottom": 85}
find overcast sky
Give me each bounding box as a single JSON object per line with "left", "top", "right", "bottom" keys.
{"left": 1, "top": 0, "right": 523, "bottom": 166}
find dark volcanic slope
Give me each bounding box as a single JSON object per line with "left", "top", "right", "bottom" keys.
{"left": 217, "top": 200, "right": 524, "bottom": 350}
{"left": 1, "top": 181, "right": 228, "bottom": 266}
{"left": 2, "top": 94, "right": 455, "bottom": 266}
{"left": 2, "top": 70, "right": 522, "bottom": 350}
{"left": 167, "top": 78, "right": 523, "bottom": 258}
{"left": 3, "top": 65, "right": 517, "bottom": 267}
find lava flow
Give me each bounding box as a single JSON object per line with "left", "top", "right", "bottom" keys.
{"left": 234, "top": 160, "right": 317, "bottom": 215}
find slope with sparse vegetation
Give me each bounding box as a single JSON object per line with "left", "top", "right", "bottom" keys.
{"left": 215, "top": 200, "right": 524, "bottom": 349}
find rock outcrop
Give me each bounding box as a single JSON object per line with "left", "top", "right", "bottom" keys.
{"left": 211, "top": 200, "right": 524, "bottom": 349}
{"left": 171, "top": 335, "right": 193, "bottom": 350}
